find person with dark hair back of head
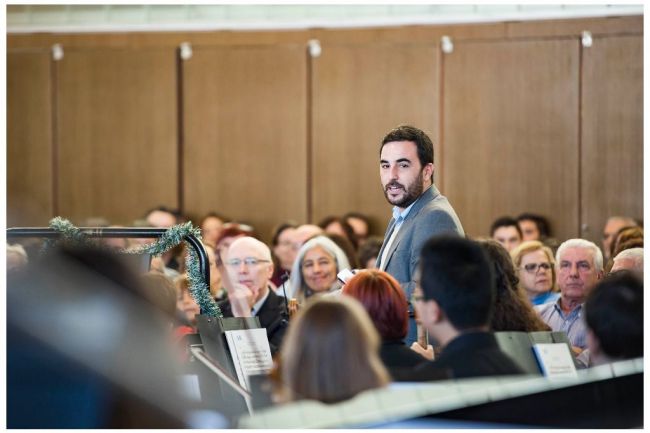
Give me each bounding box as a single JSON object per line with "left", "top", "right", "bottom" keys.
{"left": 343, "top": 270, "right": 428, "bottom": 378}
{"left": 477, "top": 240, "right": 551, "bottom": 333}
{"left": 377, "top": 125, "right": 464, "bottom": 346}
{"left": 490, "top": 216, "right": 522, "bottom": 252}
{"left": 585, "top": 272, "right": 643, "bottom": 366}
{"left": 357, "top": 236, "right": 384, "bottom": 269}
{"left": 401, "top": 236, "right": 524, "bottom": 381}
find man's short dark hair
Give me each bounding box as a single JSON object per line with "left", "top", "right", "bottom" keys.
{"left": 517, "top": 213, "right": 552, "bottom": 238}
{"left": 380, "top": 125, "right": 434, "bottom": 182}
{"left": 490, "top": 216, "right": 522, "bottom": 238}
{"left": 585, "top": 272, "right": 643, "bottom": 360}
{"left": 419, "top": 236, "right": 495, "bottom": 330}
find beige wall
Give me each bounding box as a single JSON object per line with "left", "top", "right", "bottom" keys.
{"left": 7, "top": 15, "right": 643, "bottom": 244}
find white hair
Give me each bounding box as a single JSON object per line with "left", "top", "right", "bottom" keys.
{"left": 556, "top": 238, "right": 604, "bottom": 271}
{"left": 288, "top": 235, "right": 351, "bottom": 299}
{"left": 227, "top": 236, "right": 272, "bottom": 261}
{"left": 613, "top": 248, "right": 643, "bottom": 269}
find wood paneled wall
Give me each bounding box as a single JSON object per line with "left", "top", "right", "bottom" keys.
{"left": 7, "top": 15, "right": 643, "bottom": 245}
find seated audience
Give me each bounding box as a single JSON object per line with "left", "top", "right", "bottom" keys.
{"left": 288, "top": 235, "right": 351, "bottom": 304}
{"left": 214, "top": 224, "right": 254, "bottom": 266}
{"left": 144, "top": 206, "right": 183, "bottom": 273}
{"left": 343, "top": 212, "right": 372, "bottom": 244}
{"left": 173, "top": 275, "right": 201, "bottom": 336}
{"left": 610, "top": 247, "right": 643, "bottom": 276}
{"left": 218, "top": 236, "right": 288, "bottom": 354}
{"left": 610, "top": 225, "right": 643, "bottom": 260}
{"left": 511, "top": 241, "right": 560, "bottom": 305}
{"left": 478, "top": 240, "right": 550, "bottom": 332}
{"left": 288, "top": 224, "right": 324, "bottom": 253}
{"left": 357, "top": 236, "right": 383, "bottom": 269}
{"left": 327, "top": 233, "right": 360, "bottom": 269}
{"left": 401, "top": 236, "right": 524, "bottom": 381}
{"left": 275, "top": 296, "right": 389, "bottom": 404}
{"left": 199, "top": 212, "right": 228, "bottom": 247}
{"left": 601, "top": 216, "right": 638, "bottom": 261}
{"left": 342, "top": 270, "right": 428, "bottom": 377}
{"left": 203, "top": 243, "right": 225, "bottom": 300}
{"left": 516, "top": 213, "right": 550, "bottom": 241}
{"left": 318, "top": 215, "right": 359, "bottom": 250}
{"left": 269, "top": 222, "right": 297, "bottom": 287}
{"left": 536, "top": 239, "right": 603, "bottom": 352}
{"left": 490, "top": 216, "right": 523, "bottom": 252}
{"left": 585, "top": 272, "right": 643, "bottom": 366}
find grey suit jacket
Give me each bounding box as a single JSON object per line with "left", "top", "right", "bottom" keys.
{"left": 376, "top": 185, "right": 464, "bottom": 304}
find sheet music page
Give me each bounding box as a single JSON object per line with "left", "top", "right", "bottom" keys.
{"left": 532, "top": 343, "right": 578, "bottom": 379}
{"left": 225, "top": 328, "right": 274, "bottom": 391}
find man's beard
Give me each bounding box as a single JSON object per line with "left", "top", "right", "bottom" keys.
{"left": 383, "top": 170, "right": 425, "bottom": 208}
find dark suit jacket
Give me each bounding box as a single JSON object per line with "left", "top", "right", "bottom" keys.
{"left": 218, "top": 289, "right": 288, "bottom": 355}
{"left": 398, "top": 332, "right": 525, "bottom": 382}
{"left": 380, "top": 340, "right": 429, "bottom": 380}
{"left": 376, "top": 185, "right": 464, "bottom": 343}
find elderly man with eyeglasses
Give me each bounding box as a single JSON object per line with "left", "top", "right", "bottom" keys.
{"left": 217, "top": 236, "right": 289, "bottom": 354}
{"left": 535, "top": 239, "right": 604, "bottom": 354}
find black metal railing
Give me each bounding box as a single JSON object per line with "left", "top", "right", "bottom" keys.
{"left": 6, "top": 227, "right": 210, "bottom": 283}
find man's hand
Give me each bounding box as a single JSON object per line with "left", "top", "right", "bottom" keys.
{"left": 229, "top": 283, "right": 253, "bottom": 317}
{"left": 410, "top": 342, "right": 435, "bottom": 360}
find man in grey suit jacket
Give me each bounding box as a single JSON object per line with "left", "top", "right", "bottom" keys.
{"left": 376, "top": 125, "right": 464, "bottom": 345}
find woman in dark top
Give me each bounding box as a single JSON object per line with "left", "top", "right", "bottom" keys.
{"left": 343, "top": 269, "right": 427, "bottom": 378}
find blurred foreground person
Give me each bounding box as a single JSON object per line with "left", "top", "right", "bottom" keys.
{"left": 343, "top": 270, "right": 427, "bottom": 378}
{"left": 275, "top": 297, "right": 389, "bottom": 404}
{"left": 585, "top": 272, "right": 643, "bottom": 366}
{"left": 7, "top": 245, "right": 195, "bottom": 428}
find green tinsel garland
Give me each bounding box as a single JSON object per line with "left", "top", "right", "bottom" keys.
{"left": 45, "top": 216, "right": 222, "bottom": 318}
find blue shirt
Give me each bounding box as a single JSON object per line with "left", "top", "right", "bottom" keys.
{"left": 530, "top": 291, "right": 561, "bottom": 306}
{"left": 536, "top": 299, "right": 587, "bottom": 349}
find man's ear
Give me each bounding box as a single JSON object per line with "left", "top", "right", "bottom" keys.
{"left": 423, "top": 163, "right": 434, "bottom": 183}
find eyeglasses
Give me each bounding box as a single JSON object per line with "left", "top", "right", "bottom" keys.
{"left": 225, "top": 257, "right": 271, "bottom": 267}
{"left": 521, "top": 262, "right": 552, "bottom": 274}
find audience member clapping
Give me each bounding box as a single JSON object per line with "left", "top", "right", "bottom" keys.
{"left": 288, "top": 235, "right": 351, "bottom": 304}
{"left": 511, "top": 241, "right": 560, "bottom": 306}
{"left": 342, "top": 270, "right": 427, "bottom": 378}
{"left": 274, "top": 296, "right": 389, "bottom": 404}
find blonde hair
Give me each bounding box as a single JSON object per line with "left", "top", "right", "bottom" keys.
{"left": 510, "top": 240, "right": 558, "bottom": 293}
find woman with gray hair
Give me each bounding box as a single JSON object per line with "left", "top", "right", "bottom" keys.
{"left": 288, "top": 235, "right": 351, "bottom": 304}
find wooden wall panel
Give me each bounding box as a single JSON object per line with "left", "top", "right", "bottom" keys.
{"left": 7, "top": 50, "right": 54, "bottom": 226}
{"left": 581, "top": 35, "right": 643, "bottom": 244}
{"left": 311, "top": 43, "right": 439, "bottom": 235}
{"left": 443, "top": 39, "right": 580, "bottom": 240}
{"left": 182, "top": 45, "right": 308, "bottom": 242}
{"left": 57, "top": 48, "right": 178, "bottom": 225}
